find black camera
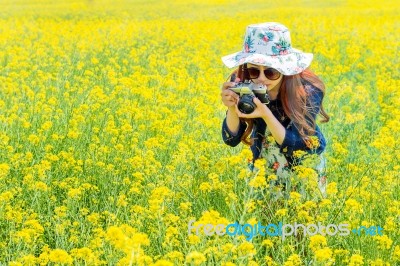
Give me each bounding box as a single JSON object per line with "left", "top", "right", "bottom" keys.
{"left": 229, "top": 75, "right": 270, "bottom": 114}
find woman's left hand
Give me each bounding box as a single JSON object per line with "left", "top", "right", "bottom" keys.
{"left": 235, "top": 96, "right": 269, "bottom": 119}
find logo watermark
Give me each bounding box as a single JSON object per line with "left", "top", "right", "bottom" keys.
{"left": 188, "top": 220, "right": 383, "bottom": 241}
{"left": 352, "top": 225, "right": 383, "bottom": 236}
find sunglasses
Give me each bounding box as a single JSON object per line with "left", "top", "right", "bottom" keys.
{"left": 245, "top": 65, "right": 281, "bottom": 80}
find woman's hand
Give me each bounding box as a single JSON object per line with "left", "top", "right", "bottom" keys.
{"left": 235, "top": 96, "right": 270, "bottom": 119}
{"left": 221, "top": 79, "right": 240, "bottom": 108}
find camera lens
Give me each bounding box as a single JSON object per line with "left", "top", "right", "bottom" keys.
{"left": 238, "top": 95, "right": 256, "bottom": 114}
{"left": 254, "top": 93, "right": 270, "bottom": 104}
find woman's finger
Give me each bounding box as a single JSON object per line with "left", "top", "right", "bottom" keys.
{"left": 221, "top": 90, "right": 232, "bottom": 96}
{"left": 222, "top": 90, "right": 238, "bottom": 101}
{"left": 235, "top": 104, "right": 247, "bottom": 118}
{"left": 227, "top": 90, "right": 239, "bottom": 101}
{"left": 253, "top": 96, "right": 263, "bottom": 106}
{"left": 221, "top": 82, "right": 237, "bottom": 91}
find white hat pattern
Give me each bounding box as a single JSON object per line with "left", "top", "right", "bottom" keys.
{"left": 222, "top": 22, "right": 313, "bottom": 75}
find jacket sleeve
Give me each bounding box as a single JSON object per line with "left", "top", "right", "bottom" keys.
{"left": 279, "top": 86, "right": 326, "bottom": 157}
{"left": 221, "top": 116, "right": 247, "bottom": 147}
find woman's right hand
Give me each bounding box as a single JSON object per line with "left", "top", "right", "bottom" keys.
{"left": 220, "top": 81, "right": 240, "bottom": 108}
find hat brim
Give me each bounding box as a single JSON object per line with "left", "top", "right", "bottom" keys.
{"left": 221, "top": 48, "right": 313, "bottom": 76}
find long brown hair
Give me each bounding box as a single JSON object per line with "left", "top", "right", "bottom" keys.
{"left": 231, "top": 64, "right": 330, "bottom": 146}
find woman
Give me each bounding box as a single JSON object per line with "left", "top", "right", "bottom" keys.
{"left": 220, "top": 22, "right": 330, "bottom": 199}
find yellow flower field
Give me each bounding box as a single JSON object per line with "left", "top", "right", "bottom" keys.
{"left": 0, "top": 0, "right": 399, "bottom": 265}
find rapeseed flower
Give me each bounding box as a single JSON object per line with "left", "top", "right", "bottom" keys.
{"left": 48, "top": 249, "right": 73, "bottom": 265}
{"left": 309, "top": 235, "right": 327, "bottom": 252}
{"left": 237, "top": 242, "right": 256, "bottom": 257}
{"left": 185, "top": 251, "right": 207, "bottom": 265}
{"left": 283, "top": 254, "right": 301, "bottom": 266}
{"left": 393, "top": 245, "right": 400, "bottom": 261}
{"left": 375, "top": 235, "right": 393, "bottom": 250}
{"left": 348, "top": 254, "right": 364, "bottom": 266}
{"left": 1, "top": 0, "right": 399, "bottom": 264}
{"left": 314, "top": 247, "right": 334, "bottom": 265}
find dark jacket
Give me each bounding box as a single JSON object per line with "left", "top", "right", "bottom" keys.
{"left": 222, "top": 80, "right": 326, "bottom": 167}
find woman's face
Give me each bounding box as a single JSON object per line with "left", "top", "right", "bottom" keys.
{"left": 246, "top": 63, "right": 283, "bottom": 91}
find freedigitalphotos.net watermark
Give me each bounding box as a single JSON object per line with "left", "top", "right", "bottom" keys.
{"left": 188, "top": 220, "right": 383, "bottom": 241}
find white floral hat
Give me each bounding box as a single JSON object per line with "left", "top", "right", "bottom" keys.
{"left": 221, "top": 22, "right": 313, "bottom": 75}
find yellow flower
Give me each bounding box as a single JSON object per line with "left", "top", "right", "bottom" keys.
{"left": 117, "top": 194, "right": 128, "bottom": 207}
{"left": 222, "top": 262, "right": 236, "bottom": 266}
{"left": 1, "top": 1, "right": 399, "bottom": 264}
{"left": 267, "top": 174, "right": 277, "bottom": 181}
{"left": 188, "top": 234, "right": 200, "bottom": 245}
{"left": 368, "top": 259, "right": 389, "bottom": 266}
{"left": 164, "top": 251, "right": 184, "bottom": 263}
{"left": 200, "top": 182, "right": 212, "bottom": 192}
{"left": 293, "top": 150, "right": 307, "bottom": 158}
{"left": 262, "top": 239, "right": 274, "bottom": 248}
{"left": 319, "top": 199, "right": 332, "bottom": 208}
{"left": 106, "top": 225, "right": 150, "bottom": 255}
{"left": 195, "top": 210, "right": 230, "bottom": 226}
{"left": 309, "top": 235, "right": 327, "bottom": 252}
{"left": 237, "top": 242, "right": 256, "bottom": 257}
{"left": 348, "top": 254, "right": 364, "bottom": 266}
{"left": 153, "top": 259, "right": 174, "bottom": 266}
{"left": 283, "top": 254, "right": 302, "bottom": 266}
{"left": 0, "top": 163, "right": 10, "bottom": 179}
{"left": 345, "top": 199, "right": 363, "bottom": 214}
{"left": 87, "top": 212, "right": 100, "bottom": 225}
{"left": 331, "top": 142, "right": 348, "bottom": 156}
{"left": 249, "top": 173, "right": 267, "bottom": 188}
{"left": 275, "top": 208, "right": 288, "bottom": 217}
{"left": 70, "top": 247, "right": 96, "bottom": 261}
{"left": 179, "top": 202, "right": 192, "bottom": 212}
{"left": 297, "top": 210, "right": 312, "bottom": 223}
{"left": 0, "top": 191, "right": 14, "bottom": 202}
{"left": 41, "top": 121, "right": 53, "bottom": 131}
{"left": 245, "top": 200, "right": 256, "bottom": 213}
{"left": 264, "top": 256, "right": 278, "bottom": 266}
{"left": 384, "top": 216, "right": 396, "bottom": 232}
{"left": 9, "top": 262, "right": 22, "bottom": 266}
{"left": 247, "top": 261, "right": 259, "bottom": 266}
{"left": 332, "top": 248, "right": 348, "bottom": 257}
{"left": 289, "top": 191, "right": 302, "bottom": 202}
{"left": 67, "top": 188, "right": 82, "bottom": 199}
{"left": 28, "top": 134, "right": 40, "bottom": 145}
{"left": 67, "top": 129, "right": 80, "bottom": 139}
{"left": 14, "top": 219, "right": 44, "bottom": 244}
{"left": 314, "top": 247, "right": 334, "bottom": 265}
{"left": 91, "top": 57, "right": 99, "bottom": 64}
{"left": 48, "top": 249, "right": 73, "bottom": 265}
{"left": 375, "top": 235, "right": 393, "bottom": 250}
{"left": 304, "top": 136, "right": 320, "bottom": 149}
{"left": 393, "top": 245, "right": 400, "bottom": 261}
{"left": 19, "top": 254, "right": 38, "bottom": 265}
{"left": 185, "top": 251, "right": 206, "bottom": 265}
{"left": 326, "top": 182, "right": 338, "bottom": 195}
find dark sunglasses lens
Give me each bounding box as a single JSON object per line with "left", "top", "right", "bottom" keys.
{"left": 247, "top": 68, "right": 260, "bottom": 78}
{"left": 265, "top": 68, "right": 280, "bottom": 80}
